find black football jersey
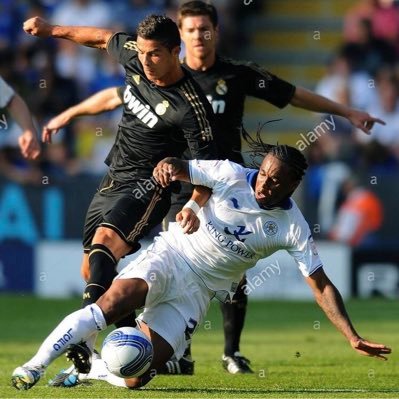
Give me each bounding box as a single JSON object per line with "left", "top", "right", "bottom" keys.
{"left": 182, "top": 56, "right": 296, "bottom": 163}
{"left": 105, "top": 33, "right": 217, "bottom": 182}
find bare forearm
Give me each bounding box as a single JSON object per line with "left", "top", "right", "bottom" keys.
{"left": 290, "top": 87, "right": 349, "bottom": 117}
{"left": 8, "top": 94, "right": 36, "bottom": 133}
{"left": 307, "top": 269, "right": 391, "bottom": 360}
{"left": 191, "top": 185, "right": 211, "bottom": 207}
{"left": 314, "top": 283, "right": 359, "bottom": 342}
{"left": 50, "top": 25, "right": 113, "bottom": 49}
{"left": 69, "top": 88, "right": 122, "bottom": 117}
{"left": 23, "top": 17, "right": 113, "bottom": 49}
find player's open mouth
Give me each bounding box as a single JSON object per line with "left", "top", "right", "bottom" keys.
{"left": 256, "top": 192, "right": 266, "bottom": 201}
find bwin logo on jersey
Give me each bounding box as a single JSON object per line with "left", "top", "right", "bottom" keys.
{"left": 123, "top": 85, "right": 159, "bottom": 128}
{"left": 224, "top": 225, "right": 252, "bottom": 242}
{"left": 206, "top": 95, "right": 225, "bottom": 114}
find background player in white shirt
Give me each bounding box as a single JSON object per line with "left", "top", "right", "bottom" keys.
{"left": 0, "top": 76, "right": 40, "bottom": 160}
{"left": 12, "top": 144, "right": 391, "bottom": 391}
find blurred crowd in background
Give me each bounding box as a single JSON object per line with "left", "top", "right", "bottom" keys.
{"left": 307, "top": 0, "right": 399, "bottom": 247}
{"left": 1, "top": 0, "right": 399, "bottom": 248}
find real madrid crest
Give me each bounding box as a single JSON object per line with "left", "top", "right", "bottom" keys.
{"left": 263, "top": 221, "right": 278, "bottom": 236}
{"left": 155, "top": 100, "right": 169, "bottom": 116}
{"left": 216, "top": 79, "right": 228, "bottom": 95}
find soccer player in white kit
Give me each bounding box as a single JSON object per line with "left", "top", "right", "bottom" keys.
{"left": 12, "top": 144, "right": 391, "bottom": 390}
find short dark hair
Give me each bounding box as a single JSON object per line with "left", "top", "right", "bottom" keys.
{"left": 177, "top": 1, "right": 218, "bottom": 28}
{"left": 136, "top": 15, "right": 180, "bottom": 51}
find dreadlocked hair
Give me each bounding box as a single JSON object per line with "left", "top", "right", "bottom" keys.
{"left": 242, "top": 122, "right": 308, "bottom": 181}
{"left": 269, "top": 145, "right": 308, "bottom": 181}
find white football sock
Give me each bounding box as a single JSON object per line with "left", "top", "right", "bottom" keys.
{"left": 79, "top": 358, "right": 127, "bottom": 388}
{"left": 25, "top": 304, "right": 107, "bottom": 369}
{"left": 86, "top": 331, "right": 98, "bottom": 353}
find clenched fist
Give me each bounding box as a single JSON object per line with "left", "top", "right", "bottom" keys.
{"left": 176, "top": 208, "right": 200, "bottom": 234}
{"left": 23, "top": 17, "right": 53, "bottom": 38}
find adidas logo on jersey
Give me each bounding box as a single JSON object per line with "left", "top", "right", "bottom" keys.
{"left": 123, "top": 41, "right": 138, "bottom": 51}
{"left": 123, "top": 85, "right": 159, "bottom": 128}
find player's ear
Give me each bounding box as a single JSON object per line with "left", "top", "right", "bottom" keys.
{"left": 172, "top": 45, "right": 181, "bottom": 57}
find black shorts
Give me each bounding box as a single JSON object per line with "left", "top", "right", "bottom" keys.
{"left": 83, "top": 173, "right": 171, "bottom": 253}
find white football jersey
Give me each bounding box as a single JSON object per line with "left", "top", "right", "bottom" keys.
{"left": 161, "top": 160, "right": 323, "bottom": 299}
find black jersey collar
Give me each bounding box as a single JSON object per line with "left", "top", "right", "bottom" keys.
{"left": 181, "top": 55, "right": 220, "bottom": 74}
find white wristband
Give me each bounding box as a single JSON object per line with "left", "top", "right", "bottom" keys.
{"left": 183, "top": 200, "right": 201, "bottom": 215}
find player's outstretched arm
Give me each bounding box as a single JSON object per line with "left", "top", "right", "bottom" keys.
{"left": 153, "top": 157, "right": 190, "bottom": 188}
{"left": 8, "top": 93, "right": 41, "bottom": 160}
{"left": 23, "top": 16, "right": 113, "bottom": 49}
{"left": 290, "top": 86, "right": 385, "bottom": 134}
{"left": 42, "top": 87, "right": 122, "bottom": 143}
{"left": 306, "top": 268, "right": 391, "bottom": 360}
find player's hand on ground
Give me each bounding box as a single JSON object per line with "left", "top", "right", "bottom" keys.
{"left": 23, "top": 17, "right": 53, "bottom": 38}
{"left": 18, "top": 131, "right": 41, "bottom": 160}
{"left": 350, "top": 338, "right": 392, "bottom": 360}
{"left": 153, "top": 159, "right": 176, "bottom": 187}
{"left": 42, "top": 112, "right": 71, "bottom": 143}
{"left": 347, "top": 109, "right": 385, "bottom": 134}
{"left": 176, "top": 208, "right": 200, "bottom": 234}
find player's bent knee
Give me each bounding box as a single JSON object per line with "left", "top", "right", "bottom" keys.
{"left": 125, "top": 377, "right": 141, "bottom": 389}
{"left": 124, "top": 374, "right": 152, "bottom": 389}
{"left": 93, "top": 226, "right": 118, "bottom": 245}
{"left": 92, "top": 226, "right": 131, "bottom": 260}
{"left": 94, "top": 226, "right": 122, "bottom": 244}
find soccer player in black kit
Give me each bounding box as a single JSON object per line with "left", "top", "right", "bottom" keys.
{"left": 23, "top": 13, "right": 216, "bottom": 379}
{"left": 38, "top": 1, "right": 384, "bottom": 380}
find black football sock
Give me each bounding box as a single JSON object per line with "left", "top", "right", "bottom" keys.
{"left": 82, "top": 244, "right": 137, "bottom": 328}
{"left": 183, "top": 343, "right": 192, "bottom": 359}
{"left": 220, "top": 278, "right": 248, "bottom": 356}
{"left": 82, "top": 244, "right": 117, "bottom": 308}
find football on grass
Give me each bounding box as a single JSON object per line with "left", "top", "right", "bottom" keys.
{"left": 101, "top": 327, "right": 153, "bottom": 378}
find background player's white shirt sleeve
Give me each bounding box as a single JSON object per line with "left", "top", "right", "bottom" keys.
{"left": 189, "top": 159, "right": 242, "bottom": 189}
{"left": 0, "top": 76, "right": 15, "bottom": 108}
{"left": 286, "top": 217, "right": 323, "bottom": 277}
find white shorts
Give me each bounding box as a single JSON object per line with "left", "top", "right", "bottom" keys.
{"left": 116, "top": 236, "right": 214, "bottom": 359}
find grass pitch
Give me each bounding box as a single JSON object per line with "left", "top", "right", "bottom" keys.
{"left": 0, "top": 295, "right": 397, "bottom": 398}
